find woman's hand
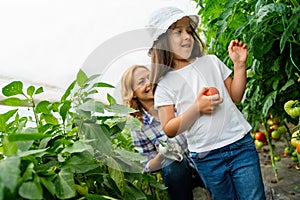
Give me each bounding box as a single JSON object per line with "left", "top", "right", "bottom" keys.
{"left": 228, "top": 40, "right": 248, "bottom": 69}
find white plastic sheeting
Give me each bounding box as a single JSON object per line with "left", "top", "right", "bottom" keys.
{"left": 0, "top": 0, "right": 198, "bottom": 109}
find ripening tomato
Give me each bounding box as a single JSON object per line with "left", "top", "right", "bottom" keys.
{"left": 204, "top": 87, "right": 219, "bottom": 96}
{"left": 297, "top": 143, "right": 300, "bottom": 154}
{"left": 291, "top": 130, "right": 300, "bottom": 147}
{"left": 284, "top": 147, "right": 292, "bottom": 156}
{"left": 255, "top": 131, "right": 266, "bottom": 142}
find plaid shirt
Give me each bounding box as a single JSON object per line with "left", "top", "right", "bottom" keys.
{"left": 130, "top": 111, "right": 193, "bottom": 172}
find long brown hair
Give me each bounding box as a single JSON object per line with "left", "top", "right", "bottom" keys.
{"left": 149, "top": 24, "right": 206, "bottom": 93}
{"left": 121, "top": 65, "right": 149, "bottom": 123}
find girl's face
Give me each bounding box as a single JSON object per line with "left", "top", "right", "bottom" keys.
{"left": 132, "top": 67, "right": 154, "bottom": 103}
{"left": 168, "top": 17, "right": 194, "bottom": 61}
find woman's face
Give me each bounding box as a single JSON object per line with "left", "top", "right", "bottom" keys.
{"left": 168, "top": 17, "right": 194, "bottom": 60}
{"left": 132, "top": 67, "right": 154, "bottom": 102}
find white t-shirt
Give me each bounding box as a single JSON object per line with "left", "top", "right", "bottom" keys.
{"left": 154, "top": 55, "right": 252, "bottom": 153}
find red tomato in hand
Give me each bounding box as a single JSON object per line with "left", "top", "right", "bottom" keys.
{"left": 204, "top": 87, "right": 219, "bottom": 96}
{"left": 255, "top": 131, "right": 266, "bottom": 142}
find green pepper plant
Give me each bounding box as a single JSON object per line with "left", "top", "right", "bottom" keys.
{"left": 0, "top": 69, "right": 168, "bottom": 200}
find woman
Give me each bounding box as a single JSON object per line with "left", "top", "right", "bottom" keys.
{"left": 120, "top": 65, "right": 208, "bottom": 200}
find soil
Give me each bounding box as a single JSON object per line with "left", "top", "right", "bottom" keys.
{"left": 258, "top": 139, "right": 300, "bottom": 200}
{"left": 193, "top": 138, "right": 300, "bottom": 200}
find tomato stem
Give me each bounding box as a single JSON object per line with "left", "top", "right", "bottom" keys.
{"left": 262, "top": 117, "right": 279, "bottom": 182}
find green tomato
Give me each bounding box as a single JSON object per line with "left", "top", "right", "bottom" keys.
{"left": 292, "top": 149, "right": 298, "bottom": 157}
{"left": 284, "top": 147, "right": 292, "bottom": 155}
{"left": 274, "top": 155, "right": 281, "bottom": 161}
{"left": 271, "top": 130, "right": 281, "bottom": 140}
{"left": 291, "top": 156, "right": 298, "bottom": 162}
{"left": 284, "top": 100, "right": 300, "bottom": 117}
{"left": 254, "top": 139, "right": 264, "bottom": 148}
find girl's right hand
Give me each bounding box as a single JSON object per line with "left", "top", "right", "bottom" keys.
{"left": 196, "top": 88, "right": 223, "bottom": 114}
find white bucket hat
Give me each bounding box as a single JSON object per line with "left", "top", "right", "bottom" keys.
{"left": 147, "top": 6, "right": 199, "bottom": 44}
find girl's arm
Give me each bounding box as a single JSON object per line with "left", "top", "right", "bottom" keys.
{"left": 224, "top": 40, "right": 248, "bottom": 103}
{"left": 158, "top": 88, "right": 223, "bottom": 137}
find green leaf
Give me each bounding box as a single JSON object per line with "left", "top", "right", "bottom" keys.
{"left": 60, "top": 100, "right": 71, "bottom": 122}
{"left": 19, "top": 179, "right": 43, "bottom": 199}
{"left": 106, "top": 157, "right": 125, "bottom": 194}
{"left": 279, "top": 79, "right": 295, "bottom": 93}
{"left": 78, "top": 99, "right": 105, "bottom": 113}
{"left": 256, "top": 3, "right": 287, "bottom": 24}
{"left": 42, "top": 114, "right": 59, "bottom": 125}
{"left": 125, "top": 117, "right": 141, "bottom": 131}
{"left": 83, "top": 123, "right": 112, "bottom": 155}
{"left": 27, "top": 86, "right": 35, "bottom": 96}
{"left": 18, "top": 149, "right": 48, "bottom": 157}
{"left": 262, "top": 91, "right": 277, "bottom": 117}
{"left": 105, "top": 104, "right": 136, "bottom": 115}
{"left": 0, "top": 109, "right": 18, "bottom": 132}
{"left": 35, "top": 100, "right": 51, "bottom": 114}
{"left": 93, "top": 82, "right": 115, "bottom": 88}
{"left": 22, "top": 163, "right": 34, "bottom": 181}
{"left": 8, "top": 133, "right": 51, "bottom": 141}
{"left": 0, "top": 156, "right": 20, "bottom": 193}
{"left": 280, "top": 13, "right": 300, "bottom": 52}
{"left": 55, "top": 167, "right": 76, "bottom": 199}
{"left": 40, "top": 177, "right": 56, "bottom": 196}
{"left": 61, "top": 80, "right": 76, "bottom": 102}
{"left": 64, "top": 151, "right": 99, "bottom": 173}
{"left": 3, "top": 135, "right": 18, "bottom": 156}
{"left": 142, "top": 173, "right": 167, "bottom": 190}
{"left": 0, "top": 97, "right": 23, "bottom": 106}
{"left": 62, "top": 141, "right": 94, "bottom": 154}
{"left": 35, "top": 86, "right": 44, "bottom": 95}
{"left": 107, "top": 93, "right": 116, "bottom": 104}
{"left": 77, "top": 69, "right": 88, "bottom": 87}
{"left": 123, "top": 181, "right": 147, "bottom": 200}
{"left": 2, "top": 81, "right": 24, "bottom": 97}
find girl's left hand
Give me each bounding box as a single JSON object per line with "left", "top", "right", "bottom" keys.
{"left": 228, "top": 40, "right": 248, "bottom": 68}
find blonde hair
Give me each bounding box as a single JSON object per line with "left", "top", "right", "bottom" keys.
{"left": 121, "top": 65, "right": 149, "bottom": 123}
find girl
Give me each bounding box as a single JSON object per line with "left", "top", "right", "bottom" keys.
{"left": 147, "top": 6, "right": 266, "bottom": 200}
{"left": 120, "top": 65, "right": 209, "bottom": 200}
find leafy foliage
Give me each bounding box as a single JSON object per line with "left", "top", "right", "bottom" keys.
{"left": 0, "top": 70, "right": 167, "bottom": 199}
{"left": 196, "top": 0, "right": 300, "bottom": 130}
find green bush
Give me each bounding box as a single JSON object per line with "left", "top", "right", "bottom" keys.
{"left": 0, "top": 69, "right": 167, "bottom": 200}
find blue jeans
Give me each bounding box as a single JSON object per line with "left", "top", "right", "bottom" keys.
{"left": 190, "top": 133, "right": 266, "bottom": 200}
{"left": 162, "top": 156, "right": 205, "bottom": 200}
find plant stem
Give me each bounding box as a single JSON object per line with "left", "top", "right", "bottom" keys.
{"left": 262, "top": 119, "right": 279, "bottom": 182}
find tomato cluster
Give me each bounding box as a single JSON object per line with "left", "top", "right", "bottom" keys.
{"left": 253, "top": 131, "right": 266, "bottom": 148}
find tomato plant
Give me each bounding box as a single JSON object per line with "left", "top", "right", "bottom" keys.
{"left": 204, "top": 87, "right": 219, "bottom": 96}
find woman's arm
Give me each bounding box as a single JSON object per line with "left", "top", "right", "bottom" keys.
{"left": 146, "top": 153, "right": 164, "bottom": 172}
{"left": 158, "top": 88, "right": 223, "bottom": 137}
{"left": 224, "top": 40, "right": 248, "bottom": 102}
